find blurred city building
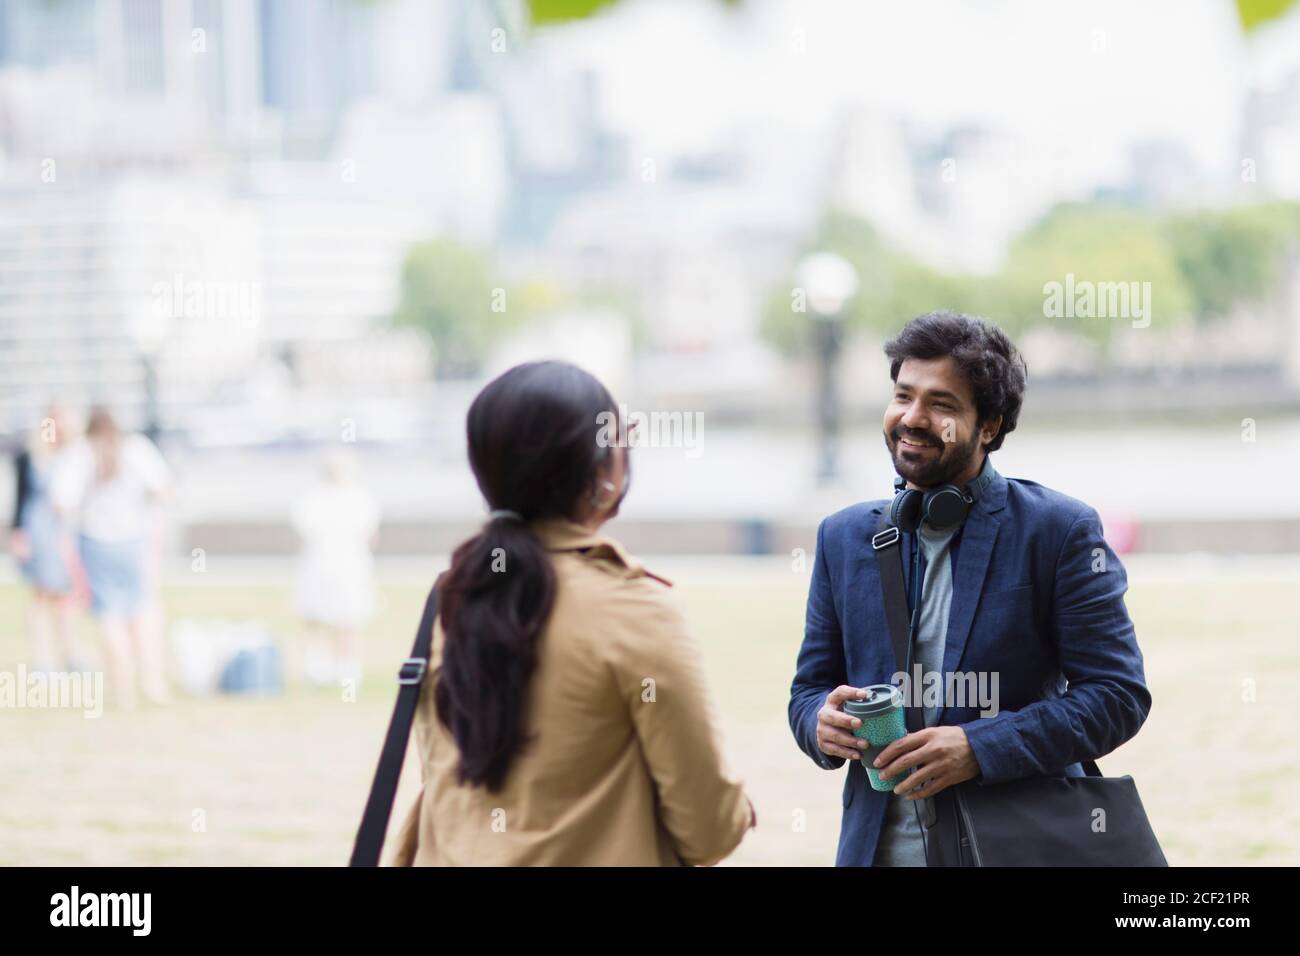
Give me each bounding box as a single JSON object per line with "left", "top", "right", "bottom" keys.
{"left": 0, "top": 0, "right": 1298, "bottom": 555}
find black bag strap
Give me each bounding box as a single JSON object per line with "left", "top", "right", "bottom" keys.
{"left": 872, "top": 511, "right": 923, "bottom": 735}
{"left": 349, "top": 577, "right": 441, "bottom": 867}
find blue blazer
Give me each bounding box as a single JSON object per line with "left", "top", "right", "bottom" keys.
{"left": 788, "top": 465, "right": 1153, "bottom": 867}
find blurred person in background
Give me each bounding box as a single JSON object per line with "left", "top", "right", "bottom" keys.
{"left": 51, "top": 407, "right": 174, "bottom": 709}
{"left": 291, "top": 449, "right": 380, "bottom": 688}
{"left": 391, "top": 360, "right": 754, "bottom": 866}
{"left": 9, "top": 404, "right": 89, "bottom": 672}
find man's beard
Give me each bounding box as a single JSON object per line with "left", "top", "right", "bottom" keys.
{"left": 884, "top": 424, "right": 981, "bottom": 488}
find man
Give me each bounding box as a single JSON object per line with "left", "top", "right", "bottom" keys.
{"left": 788, "top": 310, "right": 1152, "bottom": 866}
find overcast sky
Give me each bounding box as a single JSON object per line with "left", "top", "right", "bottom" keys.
{"left": 534, "top": 0, "right": 1252, "bottom": 188}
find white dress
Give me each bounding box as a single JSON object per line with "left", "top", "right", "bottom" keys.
{"left": 291, "top": 483, "right": 380, "bottom": 629}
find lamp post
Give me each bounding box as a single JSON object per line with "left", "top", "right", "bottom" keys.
{"left": 129, "top": 308, "right": 172, "bottom": 445}
{"left": 796, "top": 252, "right": 859, "bottom": 485}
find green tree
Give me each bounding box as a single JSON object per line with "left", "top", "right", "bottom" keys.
{"left": 1236, "top": 0, "right": 1300, "bottom": 31}
{"left": 762, "top": 210, "right": 1023, "bottom": 352}
{"left": 1164, "top": 203, "right": 1300, "bottom": 320}
{"left": 761, "top": 211, "right": 908, "bottom": 353}
{"left": 393, "top": 239, "right": 513, "bottom": 378}
{"left": 1000, "top": 203, "right": 1194, "bottom": 348}
{"left": 528, "top": 0, "right": 739, "bottom": 25}
{"left": 760, "top": 200, "right": 1300, "bottom": 359}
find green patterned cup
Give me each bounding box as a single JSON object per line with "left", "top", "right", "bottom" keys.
{"left": 843, "top": 684, "right": 913, "bottom": 792}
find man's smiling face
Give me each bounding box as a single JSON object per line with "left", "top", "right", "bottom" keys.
{"left": 883, "top": 356, "right": 999, "bottom": 488}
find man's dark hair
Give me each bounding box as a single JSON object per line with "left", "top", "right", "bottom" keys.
{"left": 883, "top": 311, "right": 1027, "bottom": 452}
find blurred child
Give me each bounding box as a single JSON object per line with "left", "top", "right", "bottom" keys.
{"left": 52, "top": 408, "right": 173, "bottom": 708}
{"left": 9, "top": 404, "right": 88, "bottom": 672}
{"left": 291, "top": 450, "right": 380, "bottom": 687}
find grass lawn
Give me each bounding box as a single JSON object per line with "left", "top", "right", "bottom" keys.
{"left": 1, "top": 555, "right": 1296, "bottom": 866}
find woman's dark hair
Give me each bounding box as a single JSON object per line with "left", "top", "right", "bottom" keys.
{"left": 435, "top": 360, "right": 619, "bottom": 792}
{"left": 883, "top": 311, "right": 1028, "bottom": 452}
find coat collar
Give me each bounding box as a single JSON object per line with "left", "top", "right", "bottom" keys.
{"left": 530, "top": 517, "right": 673, "bottom": 587}
{"left": 973, "top": 456, "right": 1008, "bottom": 514}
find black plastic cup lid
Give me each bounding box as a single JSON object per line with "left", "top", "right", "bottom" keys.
{"left": 842, "top": 684, "right": 903, "bottom": 717}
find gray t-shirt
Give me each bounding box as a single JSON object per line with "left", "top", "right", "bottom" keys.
{"left": 872, "top": 521, "right": 957, "bottom": 867}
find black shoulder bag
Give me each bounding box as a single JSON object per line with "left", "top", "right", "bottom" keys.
{"left": 872, "top": 512, "right": 1167, "bottom": 866}
{"left": 349, "top": 579, "right": 440, "bottom": 867}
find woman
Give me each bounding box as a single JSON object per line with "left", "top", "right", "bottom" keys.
{"left": 392, "top": 361, "right": 755, "bottom": 866}
{"left": 9, "top": 405, "right": 87, "bottom": 672}
{"left": 51, "top": 408, "right": 173, "bottom": 708}
{"left": 291, "top": 449, "right": 380, "bottom": 686}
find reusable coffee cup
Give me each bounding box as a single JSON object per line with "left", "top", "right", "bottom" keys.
{"left": 843, "top": 684, "right": 913, "bottom": 792}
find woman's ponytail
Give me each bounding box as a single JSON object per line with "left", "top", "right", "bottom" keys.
{"left": 435, "top": 516, "right": 555, "bottom": 791}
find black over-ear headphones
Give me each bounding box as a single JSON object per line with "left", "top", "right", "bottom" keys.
{"left": 889, "top": 455, "right": 997, "bottom": 533}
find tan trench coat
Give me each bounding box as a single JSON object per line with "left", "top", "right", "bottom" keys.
{"left": 390, "top": 517, "right": 754, "bottom": 866}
